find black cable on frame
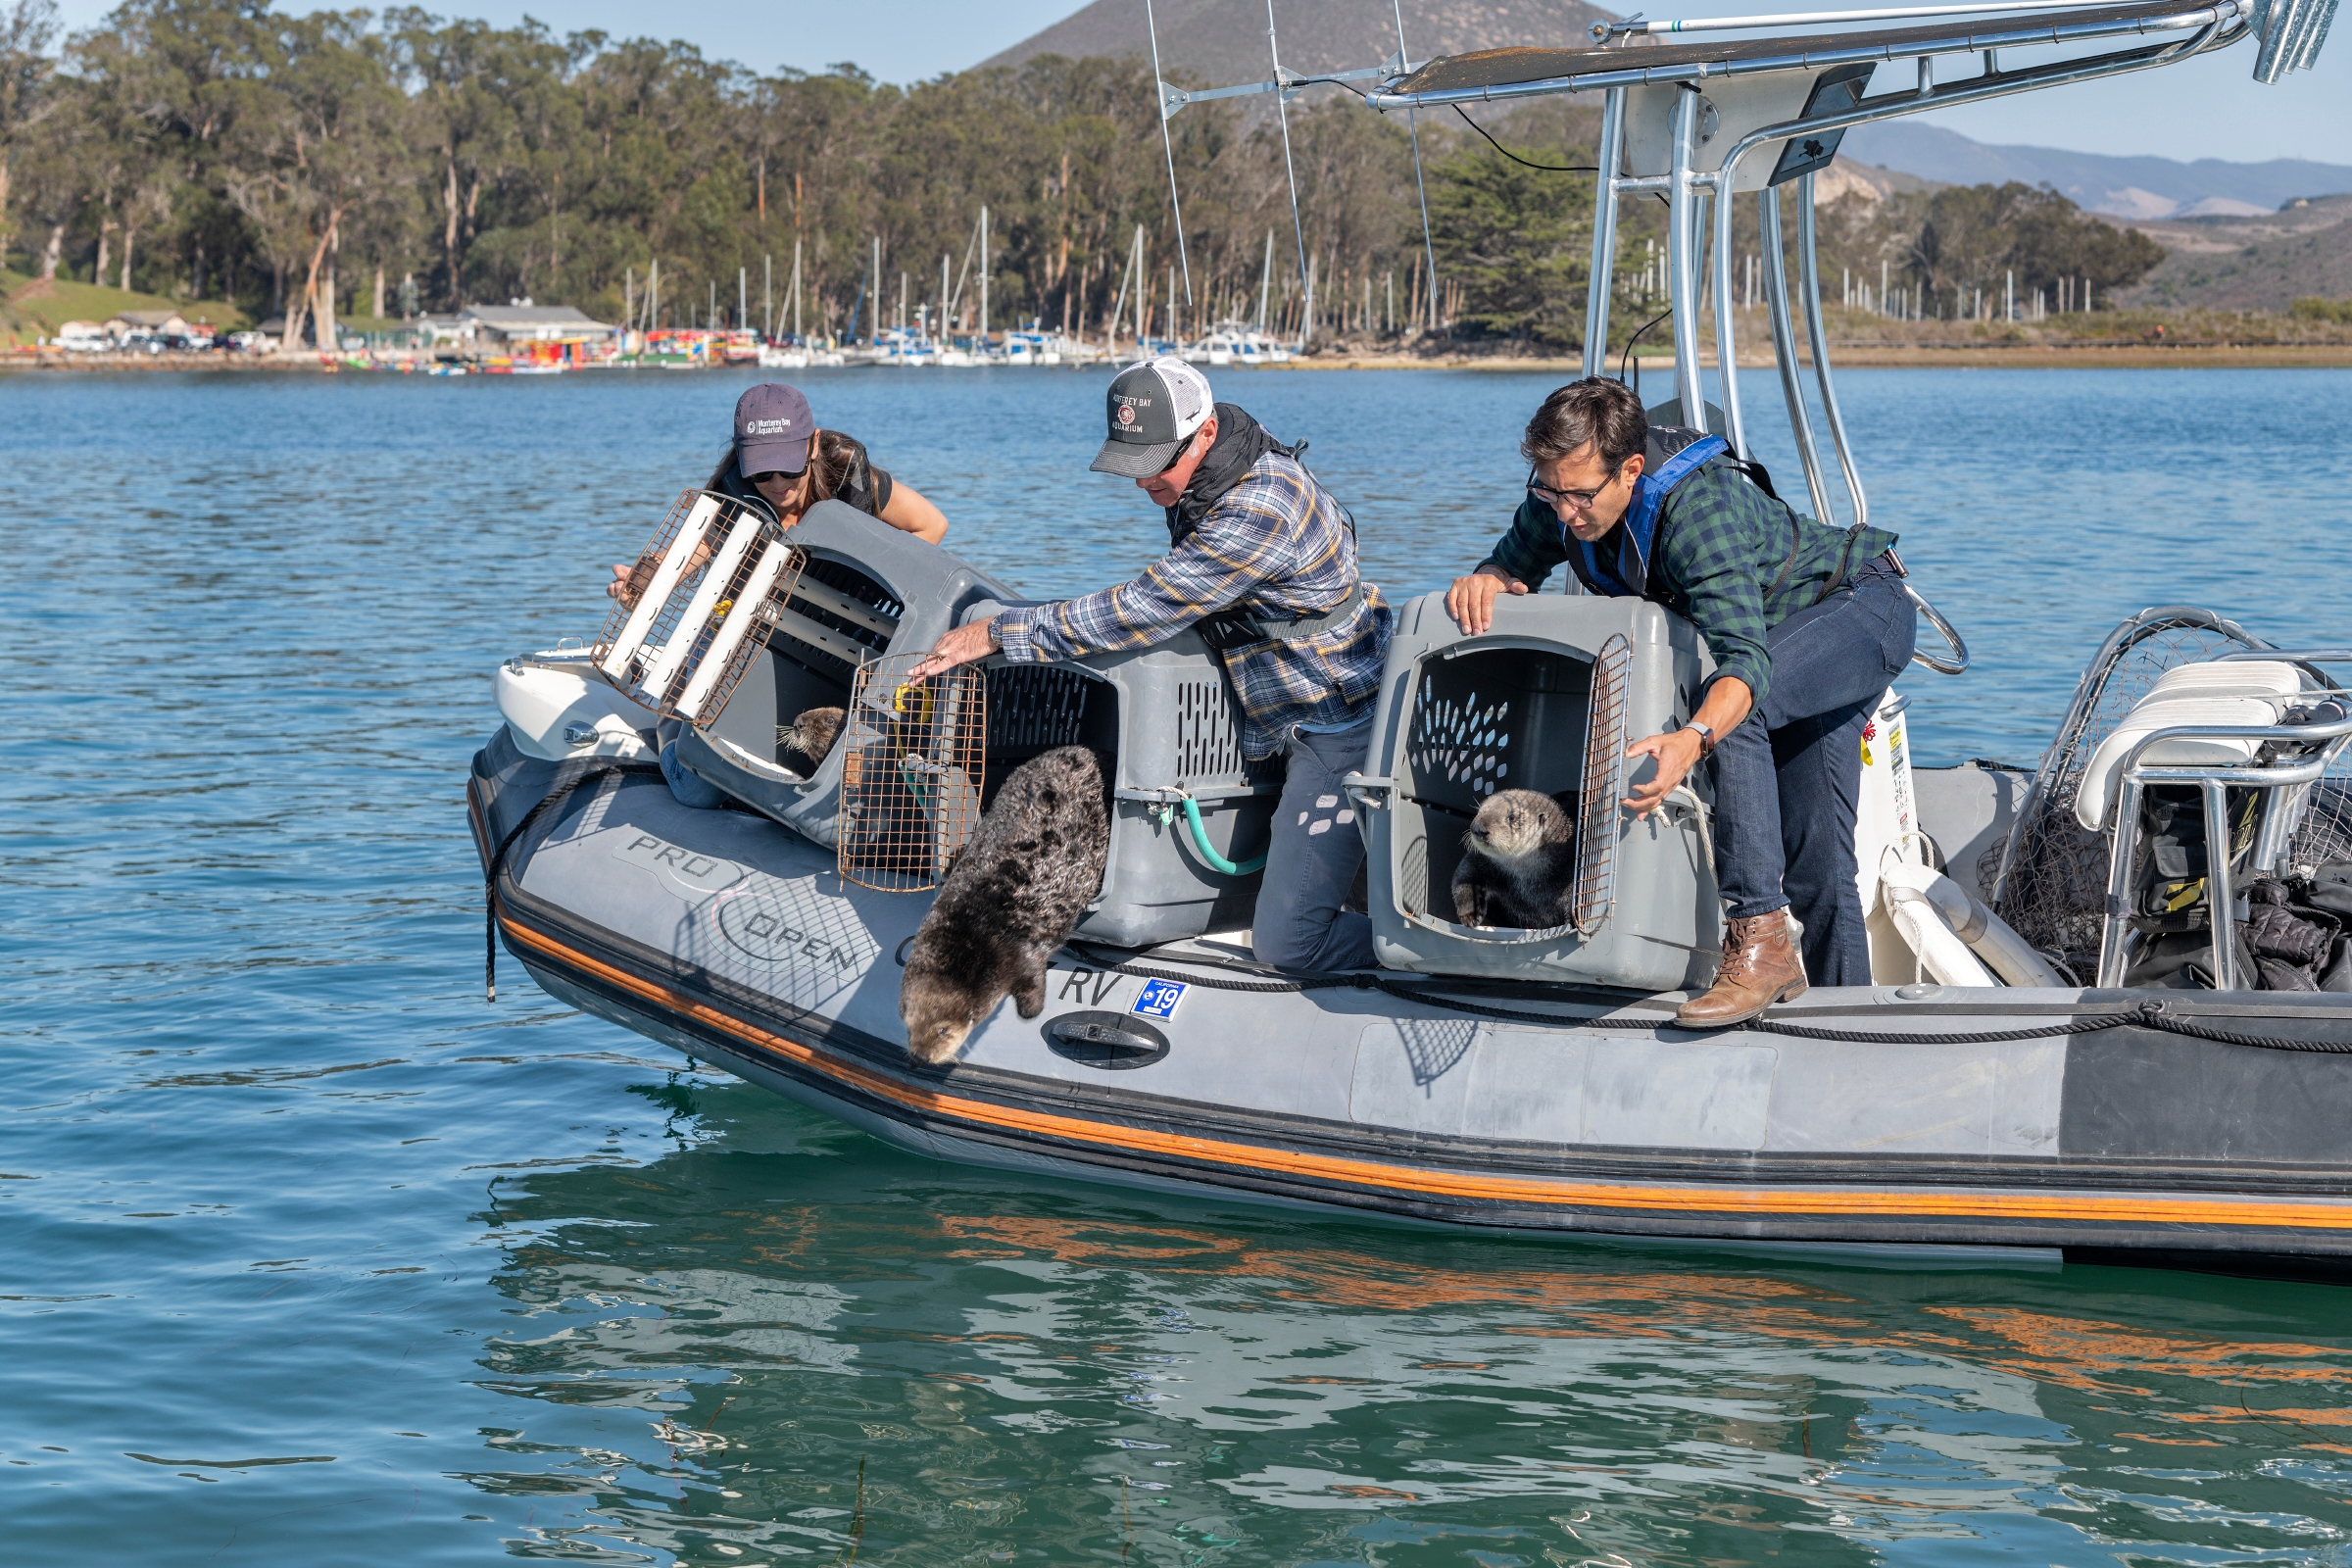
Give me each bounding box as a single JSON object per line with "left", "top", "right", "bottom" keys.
{"left": 1450, "top": 106, "right": 1600, "bottom": 173}
{"left": 1620, "top": 307, "right": 1673, "bottom": 396}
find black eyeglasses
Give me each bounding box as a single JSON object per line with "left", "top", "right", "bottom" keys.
{"left": 1527, "top": 463, "right": 1624, "bottom": 514}
{"left": 749, "top": 467, "right": 808, "bottom": 485}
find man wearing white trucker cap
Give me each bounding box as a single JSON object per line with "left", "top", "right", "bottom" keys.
{"left": 911, "top": 357, "right": 1391, "bottom": 972}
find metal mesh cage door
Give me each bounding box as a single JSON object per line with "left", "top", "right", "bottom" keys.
{"left": 839, "top": 655, "right": 989, "bottom": 892}
{"left": 590, "top": 489, "right": 807, "bottom": 728}
{"left": 1572, "top": 634, "right": 1632, "bottom": 936}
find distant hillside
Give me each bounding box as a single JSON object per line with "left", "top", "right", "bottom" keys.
{"left": 2117, "top": 193, "right": 2352, "bottom": 310}
{"left": 980, "top": 0, "right": 1616, "bottom": 89}
{"left": 1841, "top": 122, "right": 2352, "bottom": 220}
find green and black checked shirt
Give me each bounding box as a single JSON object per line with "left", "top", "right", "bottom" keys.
{"left": 1479, "top": 460, "right": 1898, "bottom": 710}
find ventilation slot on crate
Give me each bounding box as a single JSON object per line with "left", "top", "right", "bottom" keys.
{"left": 1409, "top": 691, "right": 1516, "bottom": 811}
{"left": 1572, "top": 634, "right": 1631, "bottom": 936}
{"left": 838, "top": 655, "right": 988, "bottom": 892}
{"left": 1173, "top": 680, "right": 1249, "bottom": 780}
{"left": 593, "top": 489, "right": 805, "bottom": 726}
{"left": 989, "top": 664, "right": 1095, "bottom": 753}
{"left": 770, "top": 558, "right": 904, "bottom": 679}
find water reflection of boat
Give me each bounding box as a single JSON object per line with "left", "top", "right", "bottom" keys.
{"left": 470, "top": 1116, "right": 2352, "bottom": 1561}
{"left": 472, "top": 1, "right": 2352, "bottom": 1270}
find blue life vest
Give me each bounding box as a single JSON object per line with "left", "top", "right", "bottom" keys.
{"left": 1572, "top": 433, "right": 1727, "bottom": 599}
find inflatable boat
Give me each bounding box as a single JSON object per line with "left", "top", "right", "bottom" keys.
{"left": 469, "top": 0, "right": 2352, "bottom": 1268}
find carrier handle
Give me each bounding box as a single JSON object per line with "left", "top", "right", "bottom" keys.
{"left": 1341, "top": 772, "right": 1393, "bottom": 810}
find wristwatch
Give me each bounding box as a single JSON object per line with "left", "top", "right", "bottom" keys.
{"left": 1684, "top": 719, "right": 1716, "bottom": 756}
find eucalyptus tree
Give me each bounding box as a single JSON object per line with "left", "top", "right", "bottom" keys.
{"left": 0, "top": 0, "right": 58, "bottom": 265}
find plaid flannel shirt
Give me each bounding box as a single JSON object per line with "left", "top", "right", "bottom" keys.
{"left": 1480, "top": 462, "right": 1897, "bottom": 710}
{"left": 995, "top": 451, "right": 1390, "bottom": 760}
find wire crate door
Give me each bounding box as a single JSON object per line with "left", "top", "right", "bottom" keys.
{"left": 591, "top": 488, "right": 805, "bottom": 727}
{"left": 839, "top": 656, "right": 989, "bottom": 892}
{"left": 1573, "top": 634, "right": 1632, "bottom": 936}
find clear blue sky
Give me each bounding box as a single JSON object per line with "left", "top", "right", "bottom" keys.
{"left": 46, "top": 0, "right": 2352, "bottom": 166}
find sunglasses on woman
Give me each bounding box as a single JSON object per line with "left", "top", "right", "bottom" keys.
{"left": 749, "top": 467, "right": 808, "bottom": 485}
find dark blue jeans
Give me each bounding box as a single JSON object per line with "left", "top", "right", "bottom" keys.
{"left": 1706, "top": 562, "right": 1917, "bottom": 986}
{"left": 1254, "top": 720, "right": 1377, "bottom": 972}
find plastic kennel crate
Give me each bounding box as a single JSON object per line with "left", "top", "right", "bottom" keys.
{"left": 669, "top": 499, "right": 1275, "bottom": 948}
{"left": 668, "top": 499, "right": 1024, "bottom": 847}
{"left": 1352, "top": 593, "right": 1723, "bottom": 992}
{"left": 969, "top": 614, "right": 1280, "bottom": 950}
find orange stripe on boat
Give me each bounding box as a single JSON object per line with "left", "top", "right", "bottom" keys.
{"left": 502, "top": 915, "right": 2352, "bottom": 1233}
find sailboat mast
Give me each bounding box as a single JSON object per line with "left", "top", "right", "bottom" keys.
{"left": 1257, "top": 230, "right": 1273, "bottom": 330}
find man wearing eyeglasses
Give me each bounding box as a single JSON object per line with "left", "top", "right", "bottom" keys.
{"left": 1446, "top": 377, "right": 1913, "bottom": 1026}
{"left": 912, "top": 358, "right": 1391, "bottom": 973}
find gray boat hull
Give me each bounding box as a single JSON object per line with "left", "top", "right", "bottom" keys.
{"left": 470, "top": 728, "right": 2352, "bottom": 1266}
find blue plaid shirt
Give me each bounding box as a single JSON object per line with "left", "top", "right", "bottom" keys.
{"left": 994, "top": 452, "right": 1391, "bottom": 760}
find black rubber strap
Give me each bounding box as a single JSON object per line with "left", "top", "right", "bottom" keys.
{"left": 483, "top": 760, "right": 664, "bottom": 1002}
{"left": 1062, "top": 946, "right": 2352, "bottom": 1053}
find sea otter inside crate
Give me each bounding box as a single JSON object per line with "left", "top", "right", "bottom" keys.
{"left": 1350, "top": 593, "right": 1723, "bottom": 992}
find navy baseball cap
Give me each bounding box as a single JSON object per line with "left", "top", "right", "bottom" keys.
{"left": 735, "top": 383, "right": 813, "bottom": 476}
{"left": 1091, "top": 357, "right": 1214, "bottom": 477}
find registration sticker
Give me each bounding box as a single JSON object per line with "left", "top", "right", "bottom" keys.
{"left": 1131, "top": 979, "right": 1189, "bottom": 1020}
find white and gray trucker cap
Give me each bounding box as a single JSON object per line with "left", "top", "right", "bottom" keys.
{"left": 1090, "top": 357, "right": 1214, "bottom": 478}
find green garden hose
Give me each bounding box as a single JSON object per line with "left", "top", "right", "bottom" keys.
{"left": 1180, "top": 795, "right": 1267, "bottom": 876}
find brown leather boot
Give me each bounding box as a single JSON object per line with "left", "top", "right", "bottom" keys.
{"left": 1677, "top": 911, "right": 1808, "bottom": 1027}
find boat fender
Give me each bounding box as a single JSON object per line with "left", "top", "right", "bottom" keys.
{"left": 1879, "top": 858, "right": 2066, "bottom": 988}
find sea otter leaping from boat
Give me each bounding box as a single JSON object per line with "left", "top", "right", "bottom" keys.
{"left": 899, "top": 746, "right": 1110, "bottom": 1064}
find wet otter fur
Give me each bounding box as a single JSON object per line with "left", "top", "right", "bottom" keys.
{"left": 777, "top": 706, "right": 844, "bottom": 769}
{"left": 1451, "top": 788, "right": 1578, "bottom": 929}
{"left": 900, "top": 746, "right": 1110, "bottom": 1065}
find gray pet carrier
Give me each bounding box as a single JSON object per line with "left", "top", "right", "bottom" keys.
{"left": 1349, "top": 593, "right": 1723, "bottom": 992}
{"left": 671, "top": 501, "right": 1274, "bottom": 949}
{"left": 956, "top": 604, "right": 1279, "bottom": 949}
{"left": 669, "top": 500, "right": 1023, "bottom": 847}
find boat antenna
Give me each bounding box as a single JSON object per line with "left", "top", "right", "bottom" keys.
{"left": 1391, "top": 0, "right": 1438, "bottom": 335}
{"left": 1266, "top": 0, "right": 1314, "bottom": 347}
{"left": 1144, "top": 0, "right": 1194, "bottom": 308}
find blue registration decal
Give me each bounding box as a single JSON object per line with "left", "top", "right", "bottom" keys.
{"left": 1131, "top": 979, "right": 1188, "bottom": 1020}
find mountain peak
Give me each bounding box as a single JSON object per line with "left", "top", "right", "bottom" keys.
{"left": 979, "top": 0, "right": 1617, "bottom": 85}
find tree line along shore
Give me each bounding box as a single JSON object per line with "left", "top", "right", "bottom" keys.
{"left": 3, "top": 0, "right": 2349, "bottom": 365}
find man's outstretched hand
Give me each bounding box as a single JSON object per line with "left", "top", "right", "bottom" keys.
{"left": 907, "top": 617, "right": 999, "bottom": 681}
{"left": 1444, "top": 568, "right": 1528, "bottom": 634}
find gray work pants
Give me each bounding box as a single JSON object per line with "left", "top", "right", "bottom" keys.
{"left": 1253, "top": 719, "right": 1377, "bottom": 972}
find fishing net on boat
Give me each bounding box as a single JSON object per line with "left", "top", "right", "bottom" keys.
{"left": 1979, "top": 607, "right": 2266, "bottom": 975}
{"left": 2284, "top": 763, "right": 2352, "bottom": 874}
{"left": 592, "top": 489, "right": 806, "bottom": 726}
{"left": 838, "top": 654, "right": 988, "bottom": 892}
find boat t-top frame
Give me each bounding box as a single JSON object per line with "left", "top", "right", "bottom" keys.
{"left": 1361, "top": 0, "right": 2329, "bottom": 533}
{"left": 1149, "top": 0, "right": 2330, "bottom": 543}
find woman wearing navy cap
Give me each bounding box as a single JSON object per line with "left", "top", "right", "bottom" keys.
{"left": 609, "top": 383, "right": 948, "bottom": 603}
{"left": 616, "top": 383, "right": 952, "bottom": 810}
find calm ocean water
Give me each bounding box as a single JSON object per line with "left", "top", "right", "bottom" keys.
{"left": 6, "top": 365, "right": 2352, "bottom": 1566}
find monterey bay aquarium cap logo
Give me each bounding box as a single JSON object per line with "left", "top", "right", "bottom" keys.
{"left": 1091, "top": 357, "right": 1212, "bottom": 478}
{"left": 735, "top": 382, "right": 814, "bottom": 475}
